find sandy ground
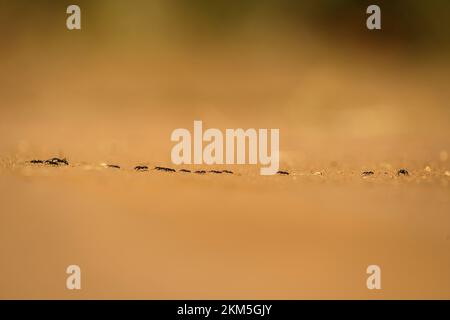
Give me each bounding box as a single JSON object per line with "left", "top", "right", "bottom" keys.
{"left": 0, "top": 153, "right": 449, "bottom": 299}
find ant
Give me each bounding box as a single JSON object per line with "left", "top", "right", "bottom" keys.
{"left": 179, "top": 169, "right": 191, "bottom": 173}
{"left": 397, "top": 169, "right": 409, "bottom": 176}
{"left": 209, "top": 170, "right": 223, "bottom": 174}
{"left": 107, "top": 164, "right": 120, "bottom": 169}
{"left": 194, "top": 170, "right": 206, "bottom": 174}
{"left": 45, "top": 160, "right": 59, "bottom": 166}
{"left": 362, "top": 171, "right": 374, "bottom": 176}
{"left": 154, "top": 166, "right": 176, "bottom": 172}
{"left": 134, "top": 166, "right": 148, "bottom": 171}
{"left": 277, "top": 170, "right": 289, "bottom": 175}
{"left": 29, "top": 159, "right": 44, "bottom": 164}
{"left": 45, "top": 157, "right": 69, "bottom": 166}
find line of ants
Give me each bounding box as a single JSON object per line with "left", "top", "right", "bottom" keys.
{"left": 132, "top": 166, "right": 236, "bottom": 175}
{"left": 27, "top": 158, "right": 411, "bottom": 176}
{"left": 30, "top": 158, "right": 69, "bottom": 166}
{"left": 27, "top": 158, "right": 237, "bottom": 175}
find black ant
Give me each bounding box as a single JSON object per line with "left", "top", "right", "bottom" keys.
{"left": 277, "top": 170, "right": 289, "bottom": 175}
{"left": 107, "top": 164, "right": 121, "bottom": 169}
{"left": 154, "top": 166, "right": 176, "bottom": 172}
{"left": 362, "top": 171, "right": 374, "bottom": 176}
{"left": 52, "top": 158, "right": 68, "bottom": 165}
{"left": 397, "top": 169, "right": 409, "bottom": 176}
{"left": 29, "top": 159, "right": 44, "bottom": 164}
{"left": 194, "top": 170, "right": 206, "bottom": 174}
{"left": 209, "top": 170, "right": 223, "bottom": 174}
{"left": 134, "top": 166, "right": 148, "bottom": 171}
{"left": 45, "top": 157, "right": 69, "bottom": 166}
{"left": 179, "top": 169, "right": 191, "bottom": 173}
{"left": 222, "top": 170, "right": 233, "bottom": 174}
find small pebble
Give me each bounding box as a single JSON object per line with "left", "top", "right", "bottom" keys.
{"left": 445, "top": 171, "right": 450, "bottom": 177}
{"left": 313, "top": 171, "right": 323, "bottom": 176}
{"left": 424, "top": 166, "right": 432, "bottom": 173}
